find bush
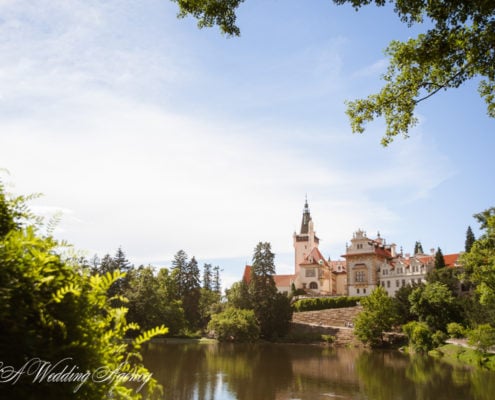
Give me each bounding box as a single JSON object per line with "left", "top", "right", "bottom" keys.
{"left": 207, "top": 308, "right": 260, "bottom": 342}
{"left": 402, "top": 321, "right": 434, "bottom": 353}
{"left": 0, "top": 183, "right": 166, "bottom": 399}
{"left": 468, "top": 324, "right": 495, "bottom": 355}
{"left": 447, "top": 322, "right": 466, "bottom": 339}
{"left": 293, "top": 296, "right": 361, "bottom": 312}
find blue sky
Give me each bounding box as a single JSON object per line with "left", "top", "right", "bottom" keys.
{"left": 1, "top": 0, "right": 494, "bottom": 289}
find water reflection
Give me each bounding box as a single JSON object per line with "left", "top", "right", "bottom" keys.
{"left": 142, "top": 341, "right": 495, "bottom": 400}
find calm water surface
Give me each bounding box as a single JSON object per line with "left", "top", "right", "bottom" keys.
{"left": 142, "top": 341, "right": 495, "bottom": 400}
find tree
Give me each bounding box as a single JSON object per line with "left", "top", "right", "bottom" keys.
{"left": 203, "top": 262, "right": 213, "bottom": 290}
{"left": 212, "top": 264, "right": 222, "bottom": 294}
{"left": 244, "top": 242, "right": 293, "bottom": 339}
{"left": 181, "top": 256, "right": 202, "bottom": 329}
{"left": 408, "top": 282, "right": 459, "bottom": 332}
{"left": 465, "top": 226, "right": 476, "bottom": 252}
{"left": 126, "top": 266, "right": 186, "bottom": 336}
{"left": 0, "top": 183, "right": 166, "bottom": 399}
{"left": 354, "top": 286, "right": 397, "bottom": 347}
{"left": 434, "top": 247, "right": 446, "bottom": 269}
{"left": 171, "top": 249, "right": 189, "bottom": 298}
{"left": 467, "top": 324, "right": 495, "bottom": 356}
{"left": 402, "top": 321, "right": 434, "bottom": 353}
{"left": 207, "top": 308, "right": 260, "bottom": 342}
{"left": 226, "top": 280, "right": 251, "bottom": 310}
{"left": 392, "top": 283, "right": 419, "bottom": 326}
{"left": 462, "top": 207, "right": 495, "bottom": 313}
{"left": 170, "top": 0, "right": 495, "bottom": 145}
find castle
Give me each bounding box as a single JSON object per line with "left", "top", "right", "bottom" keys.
{"left": 243, "top": 200, "right": 460, "bottom": 297}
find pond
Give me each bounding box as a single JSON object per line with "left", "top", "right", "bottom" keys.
{"left": 141, "top": 341, "right": 495, "bottom": 400}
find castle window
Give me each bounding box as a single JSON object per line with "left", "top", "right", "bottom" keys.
{"left": 396, "top": 280, "right": 400, "bottom": 287}
{"left": 309, "top": 282, "right": 318, "bottom": 290}
{"left": 355, "top": 271, "right": 366, "bottom": 282}
{"left": 387, "top": 280, "right": 390, "bottom": 288}
{"left": 357, "top": 288, "right": 360, "bottom": 294}
{"left": 357, "top": 243, "right": 363, "bottom": 249}
{"left": 305, "top": 268, "right": 316, "bottom": 278}
{"left": 363, "top": 288, "right": 366, "bottom": 294}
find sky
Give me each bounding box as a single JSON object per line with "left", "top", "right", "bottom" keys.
{"left": 1, "top": 0, "right": 494, "bottom": 290}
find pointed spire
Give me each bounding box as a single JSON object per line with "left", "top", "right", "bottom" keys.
{"left": 300, "top": 197, "right": 311, "bottom": 234}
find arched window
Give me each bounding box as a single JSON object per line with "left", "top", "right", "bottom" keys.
{"left": 309, "top": 281, "right": 318, "bottom": 289}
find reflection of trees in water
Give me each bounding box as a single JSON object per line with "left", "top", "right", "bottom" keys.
{"left": 142, "top": 342, "right": 495, "bottom": 400}
{"left": 356, "top": 350, "right": 480, "bottom": 400}
{"left": 142, "top": 342, "right": 293, "bottom": 400}
{"left": 217, "top": 343, "right": 293, "bottom": 400}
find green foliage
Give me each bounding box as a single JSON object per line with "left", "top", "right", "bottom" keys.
{"left": 207, "top": 308, "right": 260, "bottom": 342}
{"left": 462, "top": 207, "right": 495, "bottom": 311}
{"left": 171, "top": 0, "right": 245, "bottom": 36}
{"left": 468, "top": 324, "right": 495, "bottom": 356}
{"left": 292, "top": 296, "right": 361, "bottom": 312}
{"left": 402, "top": 321, "right": 434, "bottom": 353}
{"left": 354, "top": 286, "right": 397, "bottom": 347}
{"left": 409, "top": 282, "right": 459, "bottom": 332}
{"left": 392, "top": 283, "right": 419, "bottom": 325}
{"left": 434, "top": 247, "right": 446, "bottom": 269}
{"left": 249, "top": 242, "right": 292, "bottom": 339}
{"left": 125, "top": 266, "right": 186, "bottom": 336}
{"left": 0, "top": 185, "right": 166, "bottom": 399}
{"left": 170, "top": 0, "right": 495, "bottom": 145}
{"left": 466, "top": 226, "right": 476, "bottom": 252}
{"left": 447, "top": 322, "right": 466, "bottom": 339}
{"left": 226, "top": 280, "right": 251, "bottom": 310}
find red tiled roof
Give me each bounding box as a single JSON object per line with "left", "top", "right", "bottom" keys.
{"left": 243, "top": 265, "right": 294, "bottom": 288}
{"left": 300, "top": 247, "right": 330, "bottom": 267}
{"left": 444, "top": 253, "right": 460, "bottom": 267}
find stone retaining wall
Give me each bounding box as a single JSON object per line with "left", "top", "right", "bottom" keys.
{"left": 291, "top": 306, "right": 363, "bottom": 327}
{"left": 290, "top": 306, "right": 363, "bottom": 346}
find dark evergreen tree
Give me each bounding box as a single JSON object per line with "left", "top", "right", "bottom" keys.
{"left": 203, "top": 263, "right": 213, "bottom": 290}
{"left": 171, "top": 249, "right": 188, "bottom": 298}
{"left": 213, "top": 264, "right": 222, "bottom": 294}
{"left": 98, "top": 253, "right": 116, "bottom": 274}
{"left": 413, "top": 241, "right": 424, "bottom": 255}
{"left": 434, "top": 247, "right": 446, "bottom": 269}
{"left": 250, "top": 242, "right": 277, "bottom": 301}
{"left": 249, "top": 242, "right": 292, "bottom": 339}
{"left": 182, "top": 256, "right": 201, "bottom": 329}
{"left": 114, "top": 246, "right": 132, "bottom": 274}
{"left": 465, "top": 226, "right": 476, "bottom": 252}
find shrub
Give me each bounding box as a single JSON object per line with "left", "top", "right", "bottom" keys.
{"left": 468, "top": 324, "right": 495, "bottom": 355}
{"left": 402, "top": 321, "right": 434, "bottom": 353}
{"left": 207, "top": 308, "right": 260, "bottom": 342}
{"left": 293, "top": 296, "right": 361, "bottom": 312}
{"left": 447, "top": 322, "right": 466, "bottom": 339}
{"left": 0, "top": 183, "right": 166, "bottom": 399}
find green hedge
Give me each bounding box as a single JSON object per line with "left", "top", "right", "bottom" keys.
{"left": 293, "top": 296, "right": 361, "bottom": 312}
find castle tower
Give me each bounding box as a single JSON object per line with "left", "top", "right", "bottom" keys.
{"left": 293, "top": 199, "right": 319, "bottom": 276}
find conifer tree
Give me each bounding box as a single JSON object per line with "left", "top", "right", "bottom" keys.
{"left": 171, "top": 249, "right": 188, "bottom": 298}
{"left": 203, "top": 263, "right": 213, "bottom": 290}
{"left": 434, "top": 247, "right": 446, "bottom": 269}
{"left": 182, "top": 256, "right": 201, "bottom": 329}
{"left": 213, "top": 264, "right": 222, "bottom": 294}
{"left": 249, "top": 242, "right": 292, "bottom": 339}
{"left": 465, "top": 226, "right": 476, "bottom": 252}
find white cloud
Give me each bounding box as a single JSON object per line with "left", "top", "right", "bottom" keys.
{"left": 0, "top": 0, "right": 456, "bottom": 273}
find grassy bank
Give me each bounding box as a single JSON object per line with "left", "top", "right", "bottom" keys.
{"left": 429, "top": 344, "right": 495, "bottom": 370}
